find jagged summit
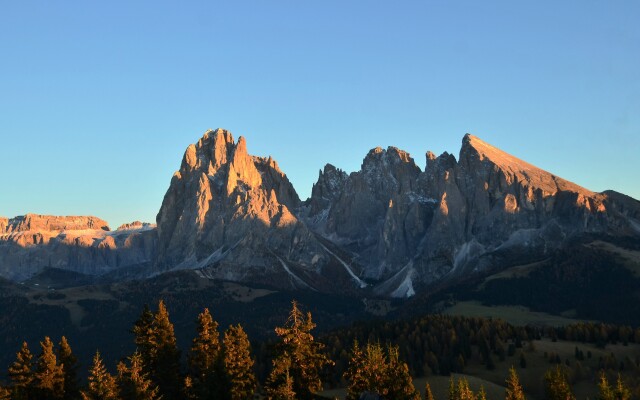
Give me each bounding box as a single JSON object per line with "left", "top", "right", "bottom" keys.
{"left": 1, "top": 129, "right": 638, "bottom": 297}
{"left": 461, "top": 133, "right": 595, "bottom": 197}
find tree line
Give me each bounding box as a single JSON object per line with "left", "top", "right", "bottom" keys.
{"left": 0, "top": 300, "right": 637, "bottom": 399}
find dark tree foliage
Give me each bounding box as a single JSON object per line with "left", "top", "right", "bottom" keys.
{"left": 81, "top": 351, "right": 118, "bottom": 400}
{"left": 544, "top": 365, "right": 575, "bottom": 400}
{"left": 8, "top": 341, "right": 34, "bottom": 400}
{"left": 266, "top": 301, "right": 333, "bottom": 400}
{"left": 34, "top": 336, "right": 65, "bottom": 400}
{"left": 187, "top": 308, "right": 223, "bottom": 399}
{"left": 223, "top": 324, "right": 257, "bottom": 400}
{"left": 344, "top": 341, "right": 419, "bottom": 400}
{"left": 58, "top": 336, "right": 81, "bottom": 400}
{"left": 117, "top": 352, "right": 160, "bottom": 400}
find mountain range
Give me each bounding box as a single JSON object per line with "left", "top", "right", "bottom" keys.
{"left": 2, "top": 128, "right": 639, "bottom": 297}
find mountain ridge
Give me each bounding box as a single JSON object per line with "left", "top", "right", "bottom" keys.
{"left": 1, "top": 128, "right": 638, "bottom": 297}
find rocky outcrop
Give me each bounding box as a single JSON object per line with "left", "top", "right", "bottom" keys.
{"left": 0, "top": 218, "right": 157, "bottom": 280}
{"left": 154, "top": 129, "right": 366, "bottom": 292}
{"left": 1, "top": 129, "right": 638, "bottom": 297}
{"left": 2, "top": 214, "right": 110, "bottom": 233}
{"left": 308, "top": 134, "right": 640, "bottom": 296}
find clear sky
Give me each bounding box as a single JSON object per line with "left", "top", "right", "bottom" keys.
{"left": 1, "top": 1, "right": 638, "bottom": 228}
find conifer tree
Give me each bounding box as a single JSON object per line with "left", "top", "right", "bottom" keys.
{"left": 478, "top": 386, "right": 487, "bottom": 400}
{"left": 456, "top": 378, "right": 475, "bottom": 400}
{"left": 0, "top": 385, "right": 10, "bottom": 400}
{"left": 58, "top": 337, "right": 80, "bottom": 400}
{"left": 266, "top": 300, "right": 332, "bottom": 400}
{"left": 8, "top": 341, "right": 34, "bottom": 400}
{"left": 344, "top": 341, "right": 418, "bottom": 400}
{"left": 81, "top": 351, "right": 119, "bottom": 400}
{"left": 149, "top": 300, "right": 182, "bottom": 399}
{"left": 34, "top": 336, "right": 65, "bottom": 400}
{"left": 223, "top": 324, "right": 257, "bottom": 400}
{"left": 505, "top": 366, "right": 525, "bottom": 400}
{"left": 599, "top": 373, "right": 632, "bottom": 400}
{"left": 265, "top": 356, "right": 296, "bottom": 400}
{"left": 613, "top": 374, "right": 631, "bottom": 400}
{"left": 117, "top": 352, "right": 160, "bottom": 400}
{"left": 448, "top": 377, "right": 457, "bottom": 400}
{"left": 544, "top": 366, "right": 575, "bottom": 400}
{"left": 386, "top": 344, "right": 420, "bottom": 400}
{"left": 598, "top": 373, "right": 614, "bottom": 400}
{"left": 187, "top": 308, "right": 222, "bottom": 399}
{"left": 425, "top": 382, "right": 435, "bottom": 400}
{"left": 133, "top": 304, "right": 155, "bottom": 369}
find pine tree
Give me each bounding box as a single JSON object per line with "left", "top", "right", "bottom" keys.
{"left": 81, "top": 351, "right": 119, "bottom": 400}
{"left": 58, "top": 337, "right": 80, "bottom": 400}
{"left": 133, "top": 304, "right": 155, "bottom": 369}
{"left": 149, "top": 300, "right": 182, "bottom": 399}
{"left": 223, "top": 324, "right": 257, "bottom": 400}
{"left": 613, "top": 374, "right": 631, "bottom": 400}
{"left": 266, "top": 300, "right": 332, "bottom": 400}
{"left": 386, "top": 344, "right": 420, "bottom": 400}
{"left": 343, "top": 340, "right": 367, "bottom": 400}
{"left": 456, "top": 378, "right": 475, "bottom": 400}
{"left": 598, "top": 373, "right": 614, "bottom": 400}
{"left": 265, "top": 356, "right": 296, "bottom": 400}
{"left": 34, "top": 336, "right": 65, "bottom": 400}
{"left": 8, "top": 341, "right": 34, "bottom": 400}
{"left": 343, "top": 341, "right": 418, "bottom": 400}
{"left": 544, "top": 366, "right": 575, "bottom": 400}
{"left": 478, "top": 386, "right": 487, "bottom": 400}
{"left": 425, "top": 382, "right": 435, "bottom": 400}
{"left": 448, "top": 377, "right": 457, "bottom": 400}
{"left": 187, "top": 308, "right": 222, "bottom": 399}
{"left": 0, "top": 385, "right": 10, "bottom": 400}
{"left": 505, "top": 366, "right": 525, "bottom": 400}
{"left": 117, "top": 352, "right": 160, "bottom": 400}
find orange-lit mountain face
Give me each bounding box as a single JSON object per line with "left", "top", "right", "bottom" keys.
{"left": 2, "top": 130, "right": 639, "bottom": 296}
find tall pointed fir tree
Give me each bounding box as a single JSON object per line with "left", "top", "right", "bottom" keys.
{"left": 81, "top": 351, "right": 119, "bottom": 400}
{"left": 266, "top": 301, "right": 332, "bottom": 400}
{"left": 544, "top": 366, "right": 575, "bottom": 400}
{"left": 425, "top": 382, "right": 435, "bottom": 400}
{"left": 0, "top": 385, "right": 10, "bottom": 400}
{"left": 385, "top": 344, "right": 420, "bottom": 400}
{"left": 223, "top": 324, "right": 257, "bottom": 400}
{"left": 133, "top": 304, "right": 155, "bottom": 369}
{"left": 187, "top": 308, "right": 222, "bottom": 399}
{"left": 58, "top": 336, "right": 81, "bottom": 400}
{"left": 34, "top": 336, "right": 65, "bottom": 400}
{"left": 505, "top": 366, "right": 525, "bottom": 400}
{"left": 117, "top": 352, "right": 160, "bottom": 400}
{"left": 8, "top": 341, "right": 34, "bottom": 400}
{"left": 265, "top": 356, "right": 296, "bottom": 400}
{"left": 149, "top": 300, "right": 182, "bottom": 398}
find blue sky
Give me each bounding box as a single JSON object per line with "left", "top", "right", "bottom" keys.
{"left": 1, "top": 1, "right": 638, "bottom": 228}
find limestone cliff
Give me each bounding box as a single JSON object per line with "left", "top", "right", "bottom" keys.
{"left": 154, "top": 129, "right": 366, "bottom": 291}
{"left": 0, "top": 218, "right": 156, "bottom": 280}
{"left": 308, "top": 134, "right": 640, "bottom": 297}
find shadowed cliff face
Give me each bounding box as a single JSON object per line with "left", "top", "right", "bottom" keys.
{"left": 153, "top": 129, "right": 367, "bottom": 292}
{"left": 308, "top": 134, "right": 640, "bottom": 297}
{"left": 1, "top": 130, "right": 638, "bottom": 297}
{"left": 0, "top": 220, "right": 157, "bottom": 280}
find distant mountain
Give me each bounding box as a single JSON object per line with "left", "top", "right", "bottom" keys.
{"left": 1, "top": 129, "right": 639, "bottom": 297}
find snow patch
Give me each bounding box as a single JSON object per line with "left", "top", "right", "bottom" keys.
{"left": 390, "top": 271, "right": 415, "bottom": 298}
{"left": 274, "top": 254, "right": 314, "bottom": 290}
{"left": 318, "top": 243, "right": 368, "bottom": 288}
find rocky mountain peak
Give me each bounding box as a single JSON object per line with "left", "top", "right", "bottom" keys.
{"left": 1, "top": 214, "right": 110, "bottom": 233}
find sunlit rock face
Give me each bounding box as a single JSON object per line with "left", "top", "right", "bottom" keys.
{"left": 1, "top": 130, "right": 638, "bottom": 296}
{"left": 154, "top": 129, "right": 361, "bottom": 292}
{"left": 307, "top": 134, "right": 640, "bottom": 296}
{"left": 0, "top": 217, "right": 156, "bottom": 280}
